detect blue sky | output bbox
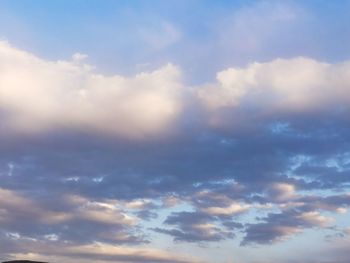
[0,1,350,263]
[1,0,350,81]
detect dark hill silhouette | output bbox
[2,261,48,263]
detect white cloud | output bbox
[0,41,183,138]
[2,41,350,138]
[123,199,152,209]
[201,203,249,216]
[198,57,350,113]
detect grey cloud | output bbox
[153,211,241,242]
[240,191,350,246]
[0,188,147,246]
[241,209,331,246]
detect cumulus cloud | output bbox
[0,41,183,138]
[198,57,350,113]
[2,41,350,139]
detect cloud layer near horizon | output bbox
[1,41,350,262]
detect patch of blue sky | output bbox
[1,0,350,84]
[334,210,350,230]
[268,121,291,134]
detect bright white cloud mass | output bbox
[0,41,183,138]
[2,40,350,138]
[1,1,350,263]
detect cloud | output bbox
[0,188,146,245]
[240,192,350,246]
[198,57,350,113]
[201,203,249,216]
[241,209,333,246]
[2,41,350,139]
[153,211,241,243]
[1,41,350,262]
[1,239,200,263]
[266,183,297,203]
[0,41,183,138]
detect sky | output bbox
[0,0,350,262]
